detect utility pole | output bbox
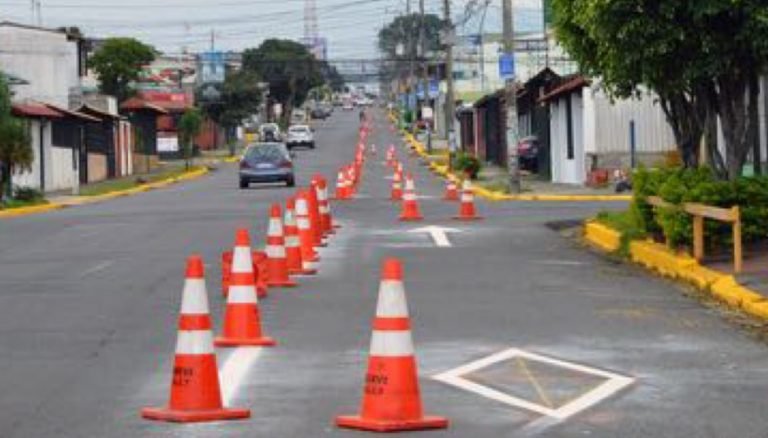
[443,0,455,141]
[419,0,432,153]
[502,0,521,193]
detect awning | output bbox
[11,102,63,119]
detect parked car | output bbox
[259,123,281,142]
[518,136,540,173]
[286,124,315,149]
[239,143,295,188]
[291,109,308,125]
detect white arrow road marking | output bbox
[408,225,463,247]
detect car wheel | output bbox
[286,177,296,187]
[309,142,315,149]
[239,179,248,189]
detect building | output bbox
[540,76,677,184]
[0,22,86,107]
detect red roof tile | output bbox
[11,102,63,118]
[120,97,169,114]
[538,76,590,103]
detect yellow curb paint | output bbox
[588,220,768,322]
[0,203,63,218]
[0,167,209,219]
[584,222,622,253]
[743,300,768,319]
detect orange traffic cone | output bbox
[296,192,320,267]
[265,204,298,287]
[335,169,349,201]
[313,175,334,235]
[453,180,482,221]
[285,197,316,275]
[221,250,267,299]
[215,229,276,347]
[335,258,449,432]
[307,182,325,247]
[399,174,423,221]
[443,180,459,201]
[391,169,403,201]
[142,255,250,423]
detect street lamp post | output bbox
[503,0,521,193]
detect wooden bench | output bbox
[646,196,742,273]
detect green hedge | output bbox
[632,167,768,249]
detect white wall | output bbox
[12,120,44,190]
[11,120,77,193]
[550,91,586,184]
[589,87,676,155]
[0,24,81,107]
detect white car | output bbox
[286,125,315,149]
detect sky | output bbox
[0,0,545,59]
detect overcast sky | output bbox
[1,0,545,58]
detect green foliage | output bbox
[0,73,33,200]
[378,13,444,58]
[178,108,203,169]
[201,69,263,131]
[89,38,156,103]
[12,186,44,202]
[242,40,323,123]
[631,167,768,249]
[595,210,646,256]
[551,0,768,179]
[452,152,481,179]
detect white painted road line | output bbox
[432,348,635,421]
[80,260,114,278]
[409,225,462,248]
[219,347,263,406]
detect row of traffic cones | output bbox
[143,173,342,423]
[387,149,482,221]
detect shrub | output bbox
[452,152,481,179]
[631,167,768,250]
[13,186,44,202]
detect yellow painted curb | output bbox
[588,220,768,321]
[584,221,622,253]
[711,276,764,308]
[0,203,63,218]
[0,166,209,219]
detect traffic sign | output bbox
[499,54,515,80]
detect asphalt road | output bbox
[1,109,768,437]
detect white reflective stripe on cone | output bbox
[297,218,311,229]
[266,245,286,258]
[176,330,215,355]
[232,246,253,273]
[227,285,258,304]
[180,278,210,314]
[405,180,415,190]
[403,192,415,201]
[285,236,300,247]
[296,199,309,215]
[375,280,409,317]
[369,330,415,357]
[284,212,296,227]
[268,218,283,236]
[302,261,317,270]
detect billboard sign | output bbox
[198,51,225,84]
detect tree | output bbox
[177,108,203,170]
[378,13,443,85]
[200,69,263,140]
[89,38,156,103]
[242,39,322,126]
[0,73,32,201]
[552,0,768,180]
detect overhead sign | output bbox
[198,51,225,84]
[499,54,515,80]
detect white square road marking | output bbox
[432,348,635,421]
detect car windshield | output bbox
[289,126,310,134]
[245,144,287,163]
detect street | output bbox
[2,109,768,438]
